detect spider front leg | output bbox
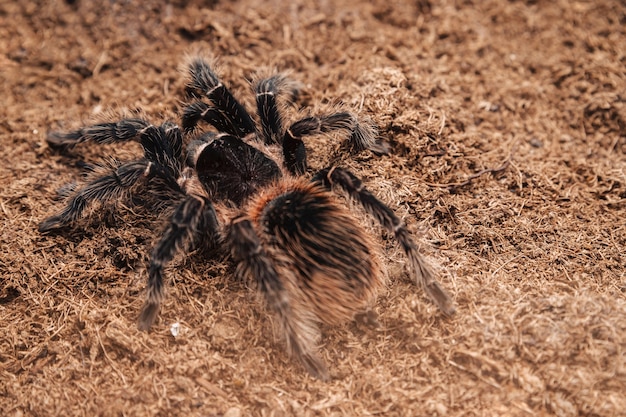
[182,57,256,137]
[314,167,456,316]
[39,124,185,232]
[254,74,301,146]
[227,215,328,380]
[283,112,390,175]
[48,120,184,175]
[46,118,151,147]
[138,193,219,330]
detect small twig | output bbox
[427,143,518,190]
[92,51,108,77]
[95,326,127,385]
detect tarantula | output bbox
[39,56,455,379]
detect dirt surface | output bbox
[1,0,625,416]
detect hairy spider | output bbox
[39,56,455,379]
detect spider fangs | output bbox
[39,56,455,379]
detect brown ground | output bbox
[1,0,625,416]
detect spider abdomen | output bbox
[248,180,384,325]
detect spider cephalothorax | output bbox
[39,56,455,379]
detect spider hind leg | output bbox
[228,214,328,380]
[315,167,456,316]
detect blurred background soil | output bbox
[1,0,624,416]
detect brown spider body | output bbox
[39,56,454,380]
[246,178,384,325]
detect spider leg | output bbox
[47,120,183,174]
[254,74,300,145]
[40,124,185,232]
[182,58,256,137]
[138,195,219,330]
[283,112,390,175]
[228,215,328,380]
[46,118,150,147]
[38,159,176,232]
[182,102,238,135]
[139,124,184,177]
[313,166,456,316]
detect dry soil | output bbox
[1,0,625,416]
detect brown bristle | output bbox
[246,178,384,325]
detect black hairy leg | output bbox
[46,118,151,147]
[283,112,389,176]
[254,74,300,146]
[140,122,184,176]
[39,159,155,232]
[228,214,328,380]
[138,193,219,330]
[40,124,185,232]
[182,57,256,136]
[314,167,456,316]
